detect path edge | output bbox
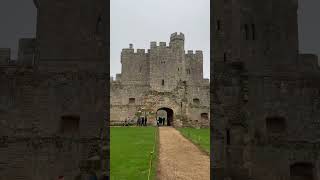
[176,128,210,157]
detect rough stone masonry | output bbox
[0,0,108,179]
[212,0,320,179]
[110,32,210,128]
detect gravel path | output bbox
[157,127,210,180]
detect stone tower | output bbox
[212,0,320,179]
[169,32,185,51]
[149,32,187,92]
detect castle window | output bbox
[266,116,286,134]
[201,113,208,121]
[223,52,227,62]
[187,69,191,74]
[244,24,249,40]
[217,20,221,31]
[193,98,200,105]
[162,79,164,86]
[96,15,103,34]
[226,129,231,145]
[129,98,135,104]
[252,24,256,40]
[178,68,180,71]
[60,115,80,134]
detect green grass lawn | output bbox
[110,127,158,180]
[177,128,210,154]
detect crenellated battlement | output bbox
[150,41,170,49]
[121,47,148,56]
[136,49,145,54]
[187,50,194,54]
[121,48,134,54]
[170,32,185,41]
[150,41,157,48]
[159,42,167,47]
[195,50,203,55]
[185,50,203,60]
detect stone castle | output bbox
[212,0,320,179]
[0,1,108,179]
[111,32,210,127]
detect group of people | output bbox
[137,117,148,126]
[157,117,166,126]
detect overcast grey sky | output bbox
[0,0,319,77]
[111,0,210,79]
[0,1,37,59]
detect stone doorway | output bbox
[290,162,315,180]
[156,107,174,126]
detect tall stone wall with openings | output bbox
[212,0,320,179]
[0,0,109,179]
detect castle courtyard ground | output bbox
[110,126,210,180]
[157,127,210,180]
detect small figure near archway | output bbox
[156,107,174,126]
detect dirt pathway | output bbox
[157,127,210,180]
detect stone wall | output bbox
[212,0,320,179]
[0,0,109,179]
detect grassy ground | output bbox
[177,128,210,154]
[110,127,158,180]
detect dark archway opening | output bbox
[156,107,174,126]
[290,162,315,180]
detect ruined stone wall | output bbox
[110,79,210,127]
[110,82,150,122]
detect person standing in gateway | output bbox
[145,117,148,126]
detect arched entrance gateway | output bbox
[156,107,174,126]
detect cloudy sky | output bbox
[0,0,319,78]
